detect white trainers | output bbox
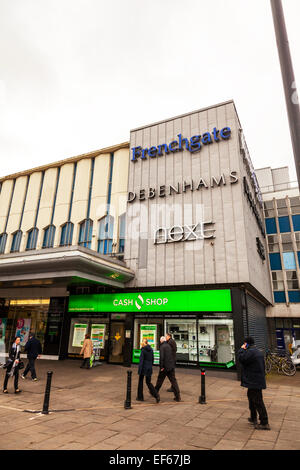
[32,378,38,381]
[21,374,26,380]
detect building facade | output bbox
[255,166,300,352]
[0,101,273,372]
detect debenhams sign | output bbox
[128,171,238,203]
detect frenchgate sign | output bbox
[131,127,232,161]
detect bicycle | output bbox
[265,350,296,376]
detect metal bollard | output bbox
[42,371,53,414]
[199,368,206,404]
[124,370,132,410]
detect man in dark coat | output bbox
[137,339,160,403]
[238,336,270,430]
[166,332,177,393]
[155,336,181,402]
[21,333,42,381]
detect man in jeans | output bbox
[155,336,181,402]
[21,333,42,382]
[238,336,270,430]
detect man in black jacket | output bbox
[238,336,270,430]
[155,336,181,402]
[21,333,42,381]
[166,332,177,393]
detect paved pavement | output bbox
[0,360,300,450]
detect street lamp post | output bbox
[270,0,300,188]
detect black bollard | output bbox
[124,370,132,410]
[42,371,53,414]
[199,368,206,404]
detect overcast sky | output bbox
[0,0,299,181]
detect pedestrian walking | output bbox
[80,334,93,369]
[136,338,160,403]
[21,333,42,381]
[155,336,181,402]
[3,336,22,394]
[238,336,270,430]
[165,332,177,393]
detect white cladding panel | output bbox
[125,102,272,303]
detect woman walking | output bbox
[80,334,93,369]
[3,336,22,394]
[137,339,160,403]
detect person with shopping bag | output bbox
[80,334,94,369]
[3,336,23,394]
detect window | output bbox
[264,200,275,218]
[290,197,300,215]
[292,215,300,232]
[78,219,93,249]
[278,216,291,233]
[269,253,282,270]
[286,271,298,290]
[60,222,74,247]
[276,199,288,216]
[0,232,7,254]
[26,228,38,251]
[281,233,293,252]
[283,252,296,270]
[288,291,300,303]
[42,225,56,249]
[97,215,114,254]
[118,213,126,253]
[11,230,22,253]
[265,218,277,234]
[272,271,284,291]
[267,235,279,253]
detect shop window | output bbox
[26,228,38,251]
[290,197,300,215]
[272,271,284,291]
[198,319,235,364]
[283,252,296,270]
[78,218,93,249]
[0,232,8,254]
[264,201,275,218]
[269,252,282,270]
[68,315,109,360]
[42,225,56,249]
[298,252,300,267]
[265,218,277,234]
[274,291,286,303]
[165,319,198,363]
[288,291,300,303]
[278,216,291,233]
[267,234,279,253]
[118,213,126,253]
[276,199,288,216]
[4,299,50,353]
[281,233,293,252]
[60,222,73,246]
[133,318,164,353]
[10,230,22,253]
[292,215,300,232]
[286,271,298,290]
[97,215,114,254]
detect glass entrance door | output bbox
[109,322,125,363]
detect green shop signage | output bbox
[68,289,231,313]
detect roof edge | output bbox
[0,141,129,182]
